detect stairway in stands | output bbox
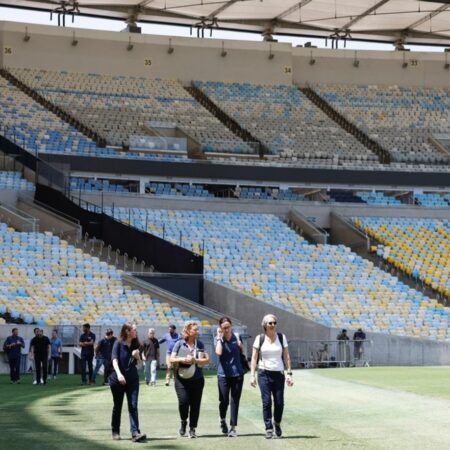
[185,84,269,158]
[0,68,107,148]
[299,86,391,164]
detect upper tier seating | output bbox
[0,171,34,191]
[328,190,365,204]
[193,80,378,164]
[353,217,450,297]
[104,207,450,341]
[313,84,450,165]
[70,177,130,193]
[10,68,253,155]
[0,76,185,161]
[0,223,208,327]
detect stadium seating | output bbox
[414,193,449,208]
[355,191,403,206]
[328,190,365,203]
[70,177,130,193]
[0,76,186,161]
[10,68,254,155]
[353,217,450,297]
[0,171,34,191]
[0,222,208,327]
[193,80,378,164]
[104,207,450,341]
[313,84,450,165]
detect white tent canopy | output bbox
[3,0,450,46]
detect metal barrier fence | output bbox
[289,339,372,368]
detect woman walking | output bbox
[109,322,146,442]
[215,316,244,437]
[170,320,210,438]
[250,314,293,439]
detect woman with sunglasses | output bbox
[215,316,245,437]
[250,314,293,439]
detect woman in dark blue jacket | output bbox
[215,316,245,437]
[109,322,146,442]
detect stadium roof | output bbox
[3,0,450,47]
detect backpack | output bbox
[256,332,285,368]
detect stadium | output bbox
[0,0,449,448]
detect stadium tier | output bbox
[0,75,186,161]
[313,84,450,165]
[104,207,450,341]
[355,191,403,206]
[9,68,253,155]
[0,171,34,191]
[193,80,378,164]
[414,193,450,207]
[70,177,131,193]
[353,217,450,297]
[0,223,209,327]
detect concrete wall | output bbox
[204,280,450,366]
[0,21,292,85]
[79,192,450,229]
[2,21,450,88]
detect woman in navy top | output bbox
[215,316,244,437]
[170,320,210,439]
[109,322,146,442]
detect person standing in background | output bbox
[159,324,179,386]
[3,327,25,384]
[353,328,366,361]
[79,323,96,385]
[93,329,117,385]
[48,329,62,379]
[215,317,244,437]
[28,328,40,384]
[141,328,160,386]
[30,329,51,385]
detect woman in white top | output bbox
[250,314,293,439]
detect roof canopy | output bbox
[3,0,450,46]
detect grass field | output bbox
[1,367,450,450]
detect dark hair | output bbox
[12,327,18,333]
[119,322,140,351]
[83,323,90,329]
[219,316,232,326]
[52,329,58,334]
[33,327,39,333]
[169,324,176,330]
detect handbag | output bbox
[235,333,250,374]
[177,341,197,380]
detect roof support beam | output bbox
[275,0,314,21]
[338,0,391,31]
[207,0,240,20]
[404,3,450,31]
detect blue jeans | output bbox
[144,360,157,384]
[257,369,285,430]
[110,379,140,436]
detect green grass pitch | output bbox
[1,367,450,449]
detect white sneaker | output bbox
[33,380,37,385]
[228,429,237,438]
[40,379,44,384]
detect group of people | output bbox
[3,327,62,385]
[108,314,293,442]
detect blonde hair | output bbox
[261,314,277,329]
[182,320,198,339]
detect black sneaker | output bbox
[132,432,146,442]
[220,419,229,435]
[189,428,197,439]
[265,429,273,439]
[179,421,187,437]
[274,423,282,438]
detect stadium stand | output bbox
[353,217,450,298]
[70,177,131,193]
[414,193,450,207]
[9,68,254,155]
[0,75,187,161]
[192,80,379,164]
[313,84,450,165]
[0,222,208,327]
[0,171,34,191]
[355,191,403,206]
[104,207,450,341]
